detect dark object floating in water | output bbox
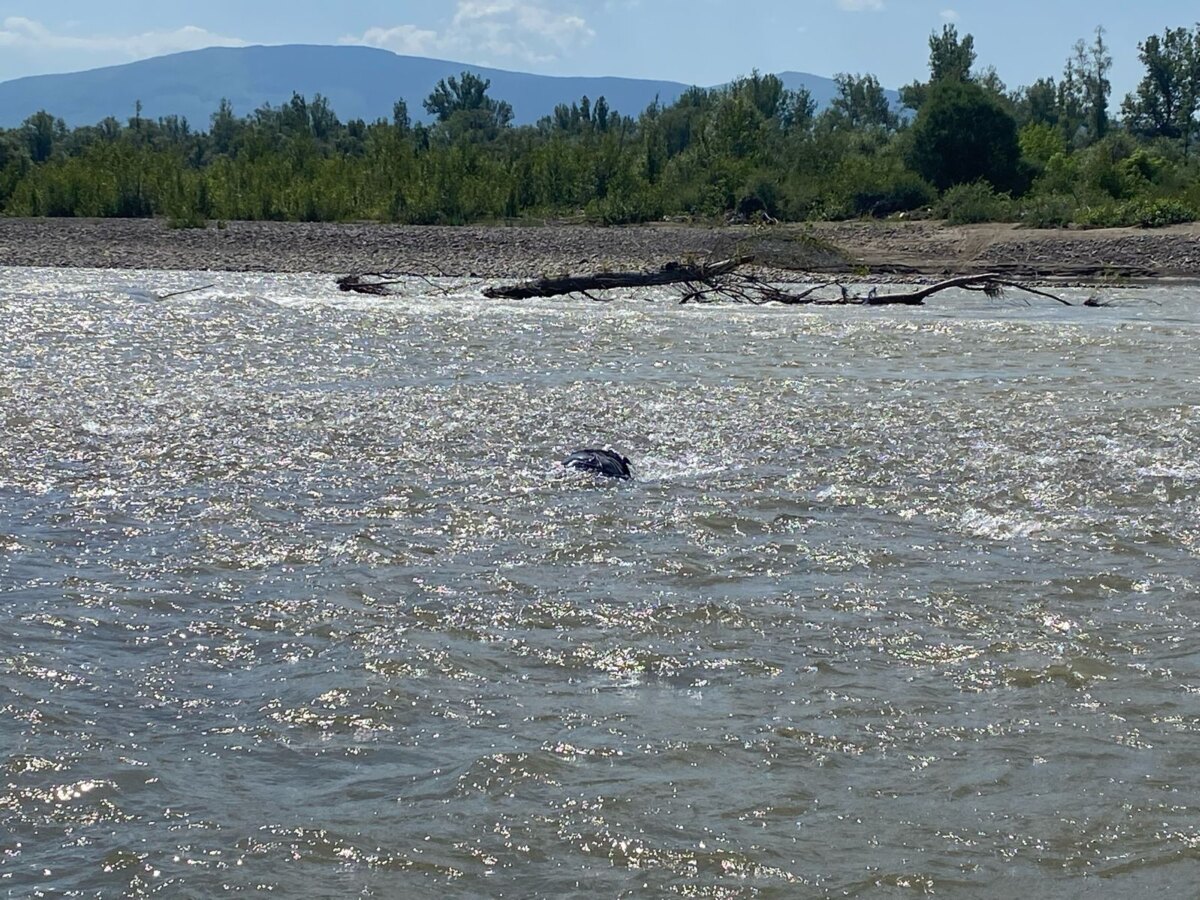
[563,448,632,480]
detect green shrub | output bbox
[850,172,935,218]
[1116,149,1166,189]
[736,173,782,218]
[1019,123,1067,170]
[817,156,935,220]
[1074,197,1197,229]
[1073,202,1124,228]
[1018,194,1076,228]
[1126,198,1196,228]
[1183,180,1200,213]
[585,190,662,225]
[937,181,1012,224]
[1034,152,1079,197]
[166,211,208,229]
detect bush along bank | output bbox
[1,25,1199,229]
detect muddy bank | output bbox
[0,217,1198,280]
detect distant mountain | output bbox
[0,44,898,130]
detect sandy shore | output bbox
[1,217,1198,280]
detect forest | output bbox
[0,24,1198,229]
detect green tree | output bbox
[308,94,340,141]
[1013,78,1060,127]
[929,24,976,83]
[1083,27,1113,140]
[706,92,766,159]
[827,74,898,131]
[0,131,19,164]
[783,88,817,132]
[424,71,514,128]
[392,99,411,132]
[908,80,1021,191]
[1062,27,1112,144]
[210,99,239,156]
[901,24,977,110]
[22,111,63,163]
[593,97,611,131]
[543,95,610,134]
[1122,26,1200,155]
[732,70,788,120]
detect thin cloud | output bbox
[836,0,885,10]
[348,25,441,57]
[342,1,594,65]
[940,9,961,21]
[0,16,247,57]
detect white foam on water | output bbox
[1137,461,1200,481]
[79,420,154,438]
[632,452,733,483]
[959,508,1046,540]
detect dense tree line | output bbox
[1,25,1199,228]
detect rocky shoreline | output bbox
[811,220,1200,281]
[1,217,1198,281]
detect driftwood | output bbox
[134,283,214,301]
[337,256,1096,308]
[854,273,1071,307]
[337,270,479,297]
[338,273,408,296]
[158,283,215,300]
[481,257,751,300]
[480,259,1077,307]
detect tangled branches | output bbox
[480,259,1076,307]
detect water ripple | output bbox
[2,267,1199,896]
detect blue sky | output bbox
[0,0,1192,100]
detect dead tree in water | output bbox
[337,270,477,296]
[480,259,1076,307]
[337,257,1082,306]
[337,273,398,296]
[480,257,752,300]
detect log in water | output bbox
[2,268,1199,896]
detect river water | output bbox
[2,268,1199,898]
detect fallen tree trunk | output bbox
[860,273,1072,306]
[482,257,752,300]
[480,259,1076,307]
[337,270,472,296]
[339,256,1086,308]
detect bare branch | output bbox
[156,283,215,300]
[338,259,1099,310]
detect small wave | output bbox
[959,509,1045,540]
[177,292,288,311]
[632,452,732,482]
[79,420,154,438]
[125,288,163,303]
[1137,461,1200,481]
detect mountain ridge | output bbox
[0,44,897,129]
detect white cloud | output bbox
[341,1,594,65]
[0,16,247,57]
[836,0,884,10]
[349,24,441,57]
[940,8,960,21]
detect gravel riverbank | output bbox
[1,217,1198,280]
